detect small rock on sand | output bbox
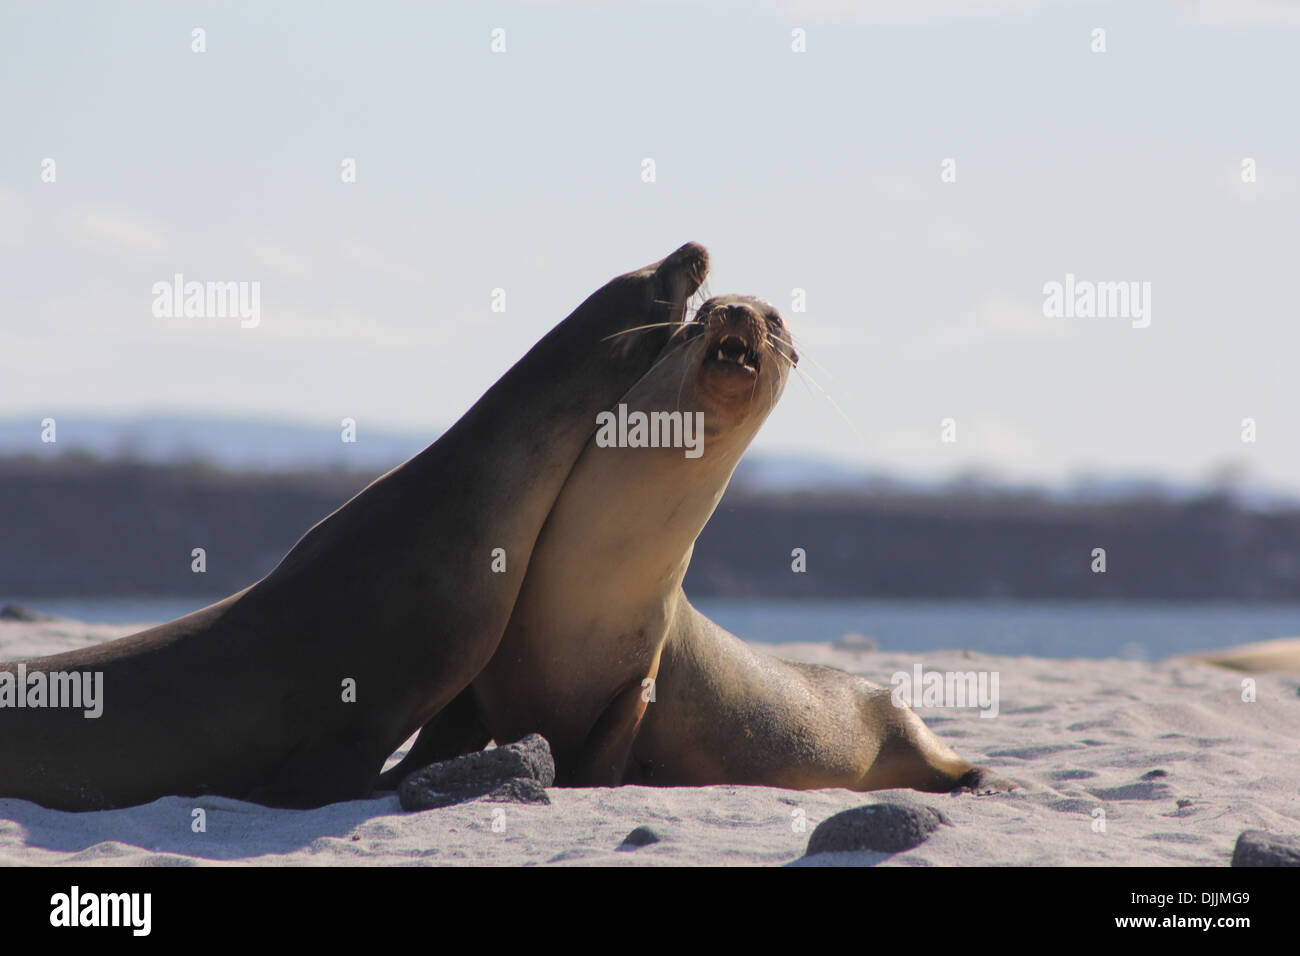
[618,825,664,849]
[399,733,555,811]
[805,803,949,856]
[1231,830,1300,867]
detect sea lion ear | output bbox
[653,242,709,305]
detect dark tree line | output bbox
[2,455,1297,600]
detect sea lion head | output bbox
[586,242,713,372]
[688,293,797,412]
[608,292,796,465]
[455,241,711,464]
[578,289,796,535]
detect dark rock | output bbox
[483,778,550,804]
[1141,769,1168,780]
[618,825,663,849]
[400,774,551,810]
[405,733,554,793]
[547,848,600,863]
[1231,830,1300,867]
[805,803,948,856]
[399,733,555,811]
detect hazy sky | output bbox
[2,0,1297,490]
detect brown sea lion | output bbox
[0,243,709,810]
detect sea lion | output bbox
[1178,638,1300,673]
[469,294,1016,793]
[0,242,709,810]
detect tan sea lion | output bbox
[0,242,710,810]
[1178,638,1300,673]
[467,293,1016,793]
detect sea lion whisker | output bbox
[768,335,852,433]
[768,339,799,368]
[629,335,700,415]
[792,364,864,441]
[785,334,836,384]
[675,342,693,412]
[602,321,688,342]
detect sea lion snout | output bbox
[704,303,764,373]
[656,241,710,287]
[696,296,796,384]
[650,242,710,308]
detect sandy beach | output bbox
[2,617,1297,867]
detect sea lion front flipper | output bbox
[569,662,661,787]
[376,686,491,791]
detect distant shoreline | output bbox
[4,456,1300,603]
[6,596,1298,662]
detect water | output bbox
[6,596,1298,661]
[695,599,1300,661]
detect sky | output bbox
[1,0,1297,491]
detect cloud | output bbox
[936,292,1069,347]
[967,415,1036,467]
[65,208,176,261]
[336,238,428,287]
[777,0,1038,25]
[242,235,429,287]
[1191,0,1300,27]
[0,190,30,247]
[241,236,323,283]
[523,0,1039,23]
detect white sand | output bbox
[2,619,1298,866]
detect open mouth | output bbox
[704,333,760,376]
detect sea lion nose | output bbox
[713,303,759,332]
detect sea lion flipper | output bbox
[951,766,1021,795]
[376,686,491,791]
[568,674,656,787]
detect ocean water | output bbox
[694,599,1300,661]
[6,595,1299,661]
